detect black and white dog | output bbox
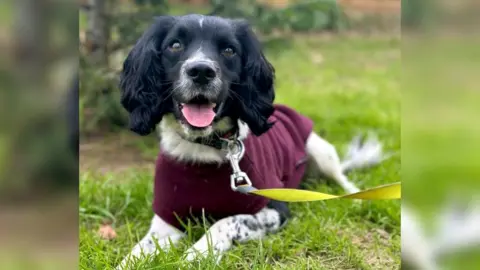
[117,14,388,268]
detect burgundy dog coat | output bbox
[153,104,314,229]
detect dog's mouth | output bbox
[177,96,219,128]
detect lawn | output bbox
[79,34,401,270]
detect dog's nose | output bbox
[186,63,216,85]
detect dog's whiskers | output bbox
[162,83,187,102]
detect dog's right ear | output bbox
[119,16,176,136]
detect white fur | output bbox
[306,133,380,194]
[159,116,249,163]
[306,133,359,193]
[434,202,480,255]
[402,200,480,270]
[185,48,209,64]
[402,203,480,270]
[118,207,283,269]
[401,206,436,270]
[176,48,223,101]
[341,132,393,173]
[183,207,282,262]
[116,215,185,270]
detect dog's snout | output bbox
[186,63,216,85]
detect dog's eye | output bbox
[221,47,235,57]
[168,41,183,52]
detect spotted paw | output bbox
[183,240,222,263]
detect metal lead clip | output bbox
[225,139,252,192]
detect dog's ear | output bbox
[232,20,275,136]
[119,16,176,136]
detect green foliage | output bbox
[111,0,169,48]
[79,55,128,134]
[133,0,167,5]
[402,0,426,29]
[209,0,346,34]
[402,0,438,31]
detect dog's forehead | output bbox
[178,14,235,33]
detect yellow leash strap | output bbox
[225,138,400,202]
[234,182,401,202]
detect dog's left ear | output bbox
[232,20,275,136]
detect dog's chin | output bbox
[168,115,234,141]
[178,120,215,138]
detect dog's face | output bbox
[161,16,242,134]
[119,15,275,139]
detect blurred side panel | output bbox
[402,0,480,269]
[0,0,79,269]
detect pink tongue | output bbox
[181,104,216,127]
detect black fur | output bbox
[225,19,276,136]
[119,16,176,136]
[119,14,275,137]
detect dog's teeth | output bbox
[211,103,216,108]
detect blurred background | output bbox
[0,0,78,269]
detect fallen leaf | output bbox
[98,224,117,240]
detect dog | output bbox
[116,14,389,268]
[402,203,480,270]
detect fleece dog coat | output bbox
[153,104,314,229]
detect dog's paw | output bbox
[346,185,360,194]
[342,185,362,205]
[114,259,131,270]
[115,254,136,270]
[114,243,152,270]
[183,237,223,264]
[183,248,206,262]
[183,248,222,264]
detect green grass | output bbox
[79,35,401,270]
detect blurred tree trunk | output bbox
[13,0,49,86]
[85,0,110,66]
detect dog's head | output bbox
[119,15,275,139]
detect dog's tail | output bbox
[402,203,480,270]
[402,206,437,270]
[432,201,480,258]
[340,132,394,173]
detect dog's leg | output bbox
[116,215,185,270]
[183,201,289,262]
[306,132,388,194]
